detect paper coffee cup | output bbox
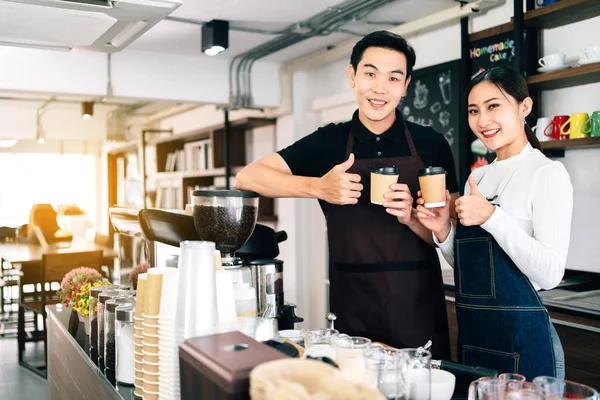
[370,166,399,205]
[418,166,446,208]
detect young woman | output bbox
[416,65,572,379]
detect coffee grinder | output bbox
[191,190,302,330]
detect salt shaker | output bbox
[104,297,136,379]
[98,289,134,371]
[115,304,136,386]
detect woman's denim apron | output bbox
[453,164,565,379]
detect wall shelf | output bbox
[527,63,600,90]
[153,167,244,180]
[148,117,275,146]
[106,140,139,154]
[471,0,600,41]
[541,136,600,150]
[524,0,600,29]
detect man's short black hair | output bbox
[350,31,416,78]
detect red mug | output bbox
[544,115,570,140]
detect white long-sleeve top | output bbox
[435,143,573,291]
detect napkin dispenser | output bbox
[179,330,288,400]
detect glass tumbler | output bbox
[398,348,431,400]
[533,376,599,400]
[364,345,407,399]
[302,328,339,359]
[332,334,371,383]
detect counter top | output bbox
[46,304,136,400]
[442,269,600,319]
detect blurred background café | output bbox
[0,0,599,399]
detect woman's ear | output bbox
[522,97,533,118]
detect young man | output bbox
[235,31,458,358]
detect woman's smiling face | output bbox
[467,80,531,158]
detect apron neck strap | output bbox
[403,122,418,157]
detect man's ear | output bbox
[404,75,412,92]
[348,64,356,88]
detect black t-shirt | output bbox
[278,109,459,194]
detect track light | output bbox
[82,101,94,119]
[202,20,229,56]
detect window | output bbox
[0,153,96,229]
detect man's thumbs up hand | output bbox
[314,153,364,205]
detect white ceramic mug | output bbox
[532,117,552,142]
[538,53,566,68]
[584,45,600,60]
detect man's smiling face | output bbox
[348,46,411,129]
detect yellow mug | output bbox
[561,112,591,139]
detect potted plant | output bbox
[58,267,111,335]
[128,263,150,290]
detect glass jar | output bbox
[191,190,259,264]
[105,297,136,377]
[89,284,129,360]
[115,304,135,386]
[98,289,135,371]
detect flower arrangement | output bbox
[128,263,150,289]
[58,267,111,317]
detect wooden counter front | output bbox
[46,304,135,400]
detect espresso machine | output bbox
[191,189,302,330]
[137,190,302,330]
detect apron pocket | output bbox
[462,344,520,375]
[456,237,495,298]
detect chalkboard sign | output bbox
[469,28,537,78]
[398,59,468,181]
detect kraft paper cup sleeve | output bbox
[145,272,163,317]
[134,273,148,322]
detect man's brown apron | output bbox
[320,123,451,359]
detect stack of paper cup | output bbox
[141,268,163,400]
[172,241,218,398]
[157,267,180,400]
[216,270,239,325]
[133,273,147,398]
[174,241,218,341]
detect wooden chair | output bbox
[18,250,102,377]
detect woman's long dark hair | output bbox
[466,66,541,151]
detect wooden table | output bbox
[0,236,117,265]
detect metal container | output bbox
[89,284,129,363]
[104,297,136,377]
[116,304,136,386]
[248,259,283,316]
[98,289,135,371]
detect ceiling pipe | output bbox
[230,0,390,107]
[273,0,503,115]
[229,0,392,108]
[282,0,503,74]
